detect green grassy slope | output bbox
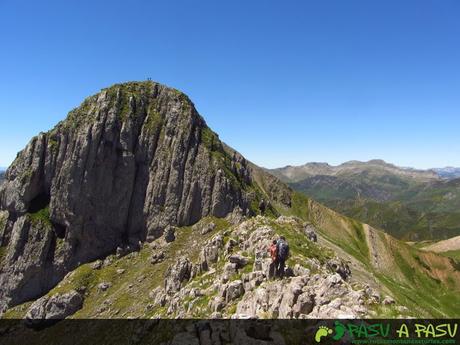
[275,192,460,317]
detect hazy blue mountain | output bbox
[433,167,460,180]
[271,160,460,241]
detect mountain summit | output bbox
[0,81,289,312]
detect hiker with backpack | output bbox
[276,236,289,278]
[268,239,278,278]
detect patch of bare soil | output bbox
[424,235,460,253]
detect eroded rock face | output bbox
[326,258,351,280]
[0,216,61,310]
[0,81,292,313]
[25,290,83,324]
[165,257,193,295]
[199,234,224,272]
[193,221,216,235]
[235,272,367,319]
[164,226,176,243]
[228,254,249,268]
[304,223,318,242]
[225,280,244,304]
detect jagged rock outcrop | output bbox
[199,234,224,272]
[326,258,351,280]
[303,223,317,242]
[25,290,83,324]
[0,81,291,313]
[142,216,394,320]
[164,257,193,295]
[0,215,59,309]
[235,272,368,319]
[163,225,176,243]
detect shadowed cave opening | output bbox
[54,223,66,239]
[28,193,51,214]
[28,192,67,239]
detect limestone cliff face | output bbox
[0,81,289,312]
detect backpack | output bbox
[278,240,289,260]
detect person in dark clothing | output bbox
[268,239,278,278]
[276,236,289,278]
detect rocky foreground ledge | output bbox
[4,215,406,321]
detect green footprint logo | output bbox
[314,326,333,343]
[332,321,346,341]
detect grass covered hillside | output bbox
[320,178,460,241]
[278,194,460,317]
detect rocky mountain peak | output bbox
[0,81,288,313]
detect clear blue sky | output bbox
[0,0,459,169]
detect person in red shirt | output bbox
[268,239,278,278]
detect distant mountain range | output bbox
[271,160,459,182]
[270,160,460,241]
[433,167,460,180]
